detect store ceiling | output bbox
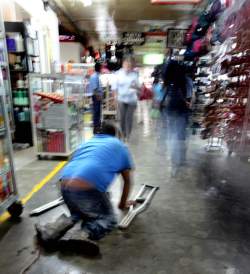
[53,0,207,45]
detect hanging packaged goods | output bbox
[151,0,201,4]
[191,0,250,159]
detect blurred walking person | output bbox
[151,77,166,154]
[112,57,140,141]
[161,59,192,175]
[137,82,153,125]
[89,62,103,134]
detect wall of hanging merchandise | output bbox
[4,21,41,146]
[29,73,88,158]
[192,57,212,134]
[189,0,250,159]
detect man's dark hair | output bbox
[95,62,102,72]
[100,121,117,136]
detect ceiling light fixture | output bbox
[82,0,92,7]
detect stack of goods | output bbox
[34,91,80,154]
[0,141,13,201]
[199,0,250,156]
[192,60,212,132]
[37,130,65,153]
[41,104,65,129]
[34,91,64,103]
[184,0,231,61]
[103,90,116,113]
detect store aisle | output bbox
[1,124,250,274]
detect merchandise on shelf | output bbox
[30,73,89,157]
[0,18,20,216]
[37,129,65,153]
[34,91,64,103]
[192,0,250,158]
[4,21,41,145]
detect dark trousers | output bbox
[166,111,189,167]
[92,96,101,132]
[118,102,137,138]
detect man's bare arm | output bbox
[119,169,133,210]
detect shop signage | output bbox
[59,35,76,42]
[167,29,187,48]
[122,32,146,45]
[151,0,201,4]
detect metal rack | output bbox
[29,73,85,158]
[102,86,117,120]
[0,63,22,217]
[0,10,14,134]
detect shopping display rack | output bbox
[0,63,23,218]
[30,184,159,229]
[102,86,118,121]
[205,136,224,152]
[29,73,86,159]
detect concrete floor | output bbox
[1,124,250,274]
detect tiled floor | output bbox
[1,123,250,274]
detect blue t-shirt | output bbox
[89,72,103,95]
[60,135,133,192]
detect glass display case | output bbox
[0,10,14,134]
[29,73,85,158]
[0,62,22,217]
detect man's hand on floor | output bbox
[118,200,137,210]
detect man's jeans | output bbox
[166,111,189,167]
[61,188,117,240]
[92,96,101,131]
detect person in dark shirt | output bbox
[89,62,103,133]
[161,59,192,175]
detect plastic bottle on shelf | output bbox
[16,90,21,105]
[6,36,16,52]
[24,107,30,121]
[14,107,19,121]
[13,90,17,105]
[18,110,25,122]
[21,90,28,105]
[15,34,24,52]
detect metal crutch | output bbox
[118,184,159,229]
[29,197,64,217]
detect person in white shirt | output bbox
[112,57,140,141]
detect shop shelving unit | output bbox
[4,21,41,146]
[0,63,22,217]
[102,86,117,120]
[29,73,85,158]
[100,73,117,121]
[0,11,14,135]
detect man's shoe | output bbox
[58,225,100,257]
[35,214,74,245]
